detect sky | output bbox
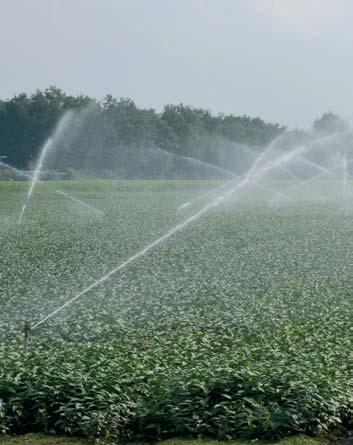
[1,0,353,129]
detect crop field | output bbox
[1,180,353,442]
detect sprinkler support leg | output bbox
[23,322,31,354]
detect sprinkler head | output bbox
[24,322,31,335]
[23,322,31,354]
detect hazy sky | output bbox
[1,0,353,129]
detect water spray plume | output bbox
[177,155,311,212]
[30,129,353,329]
[177,179,237,211]
[177,201,191,211]
[0,161,33,180]
[152,146,235,179]
[32,194,227,329]
[18,111,74,226]
[175,136,286,212]
[32,145,275,329]
[175,136,300,212]
[253,146,307,180]
[56,190,105,216]
[18,138,52,225]
[18,205,26,226]
[297,156,337,178]
[178,173,298,211]
[342,155,349,199]
[270,157,353,203]
[157,139,295,212]
[263,163,327,202]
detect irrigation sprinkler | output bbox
[29,143,353,331]
[0,155,7,180]
[31,148,303,330]
[23,322,31,354]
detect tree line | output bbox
[0,87,285,174]
[0,87,346,178]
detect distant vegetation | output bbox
[0,87,348,179]
[0,87,285,173]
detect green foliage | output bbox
[313,113,348,135]
[0,88,285,174]
[0,87,92,169]
[1,181,353,441]
[0,434,326,445]
[63,169,77,180]
[0,432,92,443]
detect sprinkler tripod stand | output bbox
[23,322,31,353]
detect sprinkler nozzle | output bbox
[23,322,31,353]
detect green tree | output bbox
[313,112,348,135]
